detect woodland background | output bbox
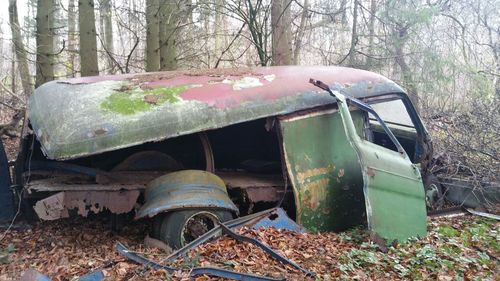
[0,1,498,279]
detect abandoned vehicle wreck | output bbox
[3,66,434,247]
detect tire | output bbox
[150,213,165,239]
[154,209,233,249]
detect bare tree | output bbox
[36,0,55,87]
[146,0,160,71]
[67,0,78,77]
[293,0,309,65]
[225,0,272,66]
[79,0,99,76]
[348,0,358,67]
[159,0,179,70]
[271,0,293,65]
[99,0,114,73]
[366,0,377,69]
[8,0,32,97]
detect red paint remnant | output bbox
[367,167,375,178]
[56,66,392,109]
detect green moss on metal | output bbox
[100,85,188,115]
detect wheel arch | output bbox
[135,170,238,219]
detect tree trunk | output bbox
[340,0,348,25]
[0,23,4,72]
[67,0,77,77]
[348,0,358,67]
[214,0,223,66]
[26,1,36,51]
[366,0,376,69]
[146,0,160,72]
[293,0,309,65]
[8,0,32,96]
[394,28,419,111]
[79,0,99,76]
[271,0,293,66]
[10,45,16,94]
[99,0,114,73]
[159,0,178,70]
[36,0,55,88]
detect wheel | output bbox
[424,174,445,210]
[150,213,165,239]
[154,209,233,249]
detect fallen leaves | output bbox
[0,214,497,281]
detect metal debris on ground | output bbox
[116,208,311,280]
[465,208,500,220]
[164,208,303,263]
[116,243,284,281]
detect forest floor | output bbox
[0,213,497,281]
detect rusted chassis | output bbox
[13,66,432,243]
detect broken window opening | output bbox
[366,98,418,162]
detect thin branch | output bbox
[215,22,247,68]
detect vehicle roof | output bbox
[29,66,405,160]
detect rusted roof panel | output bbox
[29,66,405,160]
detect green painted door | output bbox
[331,93,427,243]
[280,90,427,242]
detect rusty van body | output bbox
[5,66,432,246]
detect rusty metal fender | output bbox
[135,170,238,219]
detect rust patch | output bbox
[367,167,375,178]
[114,84,134,92]
[128,68,263,85]
[94,128,108,135]
[301,178,329,210]
[296,165,336,184]
[143,94,159,104]
[34,191,139,220]
[245,187,281,203]
[184,68,262,77]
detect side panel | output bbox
[279,110,366,232]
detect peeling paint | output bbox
[222,76,264,90]
[34,191,139,220]
[296,165,336,184]
[263,74,276,82]
[301,178,329,210]
[338,169,345,178]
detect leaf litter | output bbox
[0,214,497,281]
